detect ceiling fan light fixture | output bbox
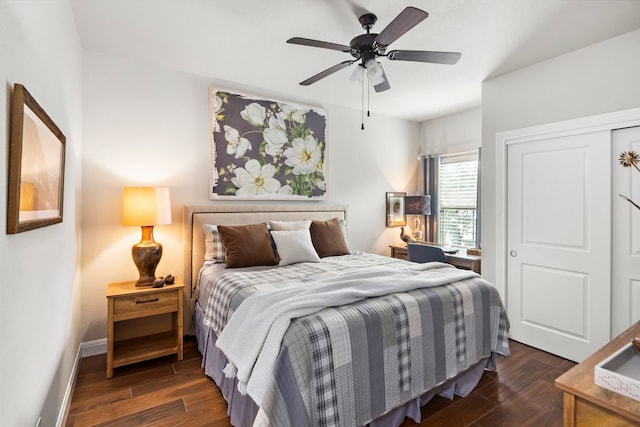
[369,73,386,86]
[349,64,364,84]
[366,59,385,85]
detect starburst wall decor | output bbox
[208,87,327,200]
[619,150,640,210]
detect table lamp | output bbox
[404,195,431,241]
[122,187,172,286]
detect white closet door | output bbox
[612,126,640,336]
[507,130,611,362]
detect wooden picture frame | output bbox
[386,192,406,227]
[7,83,66,234]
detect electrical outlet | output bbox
[35,416,42,427]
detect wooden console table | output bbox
[555,321,640,426]
[389,244,481,274]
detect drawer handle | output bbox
[136,298,159,304]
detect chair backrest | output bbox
[407,243,447,263]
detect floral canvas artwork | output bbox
[209,87,327,199]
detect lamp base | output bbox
[132,226,163,287]
[411,216,423,241]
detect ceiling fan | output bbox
[287,6,461,92]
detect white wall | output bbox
[0,1,83,426]
[420,107,481,155]
[481,29,640,287]
[80,50,421,342]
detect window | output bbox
[438,151,479,248]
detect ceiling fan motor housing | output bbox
[349,33,381,59]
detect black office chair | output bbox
[407,243,446,263]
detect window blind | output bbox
[438,151,478,248]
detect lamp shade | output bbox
[404,195,431,215]
[122,187,172,226]
[349,64,364,84]
[365,59,385,85]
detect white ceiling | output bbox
[70,0,640,122]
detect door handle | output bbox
[509,250,518,257]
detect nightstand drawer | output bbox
[390,245,409,260]
[113,290,178,321]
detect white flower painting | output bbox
[231,159,281,195]
[284,135,322,176]
[209,87,327,199]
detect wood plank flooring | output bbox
[65,337,575,426]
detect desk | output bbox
[389,244,481,274]
[555,321,640,426]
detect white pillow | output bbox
[270,229,320,266]
[268,220,311,231]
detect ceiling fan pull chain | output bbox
[367,82,371,117]
[361,76,365,130]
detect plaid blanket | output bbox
[204,253,412,336]
[202,253,510,426]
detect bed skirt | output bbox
[193,303,496,427]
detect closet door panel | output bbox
[507,130,611,362]
[612,126,640,336]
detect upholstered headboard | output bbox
[182,203,348,300]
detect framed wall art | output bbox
[208,87,327,200]
[386,192,406,227]
[7,83,66,234]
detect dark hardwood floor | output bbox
[65,337,575,426]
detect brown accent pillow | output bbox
[310,217,350,258]
[217,223,278,268]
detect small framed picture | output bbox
[386,192,406,227]
[7,83,66,234]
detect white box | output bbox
[594,342,640,401]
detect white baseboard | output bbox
[81,338,107,357]
[55,339,107,426]
[55,345,81,427]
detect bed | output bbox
[183,204,510,427]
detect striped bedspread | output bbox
[202,253,510,426]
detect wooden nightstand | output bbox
[390,244,409,261]
[106,278,184,378]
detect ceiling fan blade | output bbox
[300,60,355,86]
[374,7,428,47]
[388,50,461,65]
[287,37,351,52]
[374,71,390,92]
